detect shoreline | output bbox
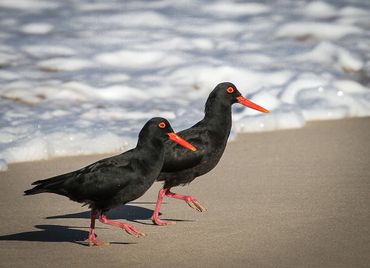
[1,117,369,267]
[3,116,369,170]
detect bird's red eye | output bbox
[226,87,234,93]
[158,122,166,129]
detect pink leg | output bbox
[151,188,176,226]
[87,210,107,247]
[99,214,145,238]
[166,189,207,212]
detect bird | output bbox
[24,117,196,246]
[151,82,269,225]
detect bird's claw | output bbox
[86,238,110,247]
[185,198,207,212]
[151,216,176,226]
[121,223,146,238]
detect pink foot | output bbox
[99,215,146,238]
[151,188,176,226]
[87,210,109,247]
[120,222,146,237]
[183,196,207,212]
[151,215,176,226]
[165,190,207,212]
[87,235,109,247]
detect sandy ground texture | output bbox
[1,118,369,268]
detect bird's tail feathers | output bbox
[24,174,68,196]
[31,173,67,185]
[24,186,48,195]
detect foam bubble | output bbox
[38,58,93,71]
[302,1,337,18]
[95,50,182,68]
[206,2,270,16]
[276,22,361,40]
[20,23,54,34]
[0,0,58,10]
[293,42,363,72]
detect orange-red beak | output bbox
[167,133,197,151]
[236,96,269,113]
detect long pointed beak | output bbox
[236,96,269,113]
[167,133,197,151]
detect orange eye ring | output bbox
[158,122,166,129]
[226,87,234,93]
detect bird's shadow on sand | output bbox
[0,204,193,246]
[47,204,155,223]
[46,203,193,225]
[0,224,131,246]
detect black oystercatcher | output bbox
[151,82,269,225]
[24,117,196,246]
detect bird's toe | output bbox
[193,200,207,212]
[86,238,110,247]
[122,223,146,238]
[151,217,176,226]
[186,198,207,212]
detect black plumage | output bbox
[151,82,269,225]
[25,117,196,246]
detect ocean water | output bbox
[1,0,370,171]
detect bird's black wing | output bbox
[26,151,136,202]
[63,152,137,201]
[161,126,209,172]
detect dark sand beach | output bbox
[1,118,369,267]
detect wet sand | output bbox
[1,117,369,267]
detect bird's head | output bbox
[210,82,269,113]
[140,117,196,151]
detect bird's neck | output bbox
[134,138,166,174]
[136,138,164,156]
[203,99,232,138]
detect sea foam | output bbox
[0,0,370,170]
